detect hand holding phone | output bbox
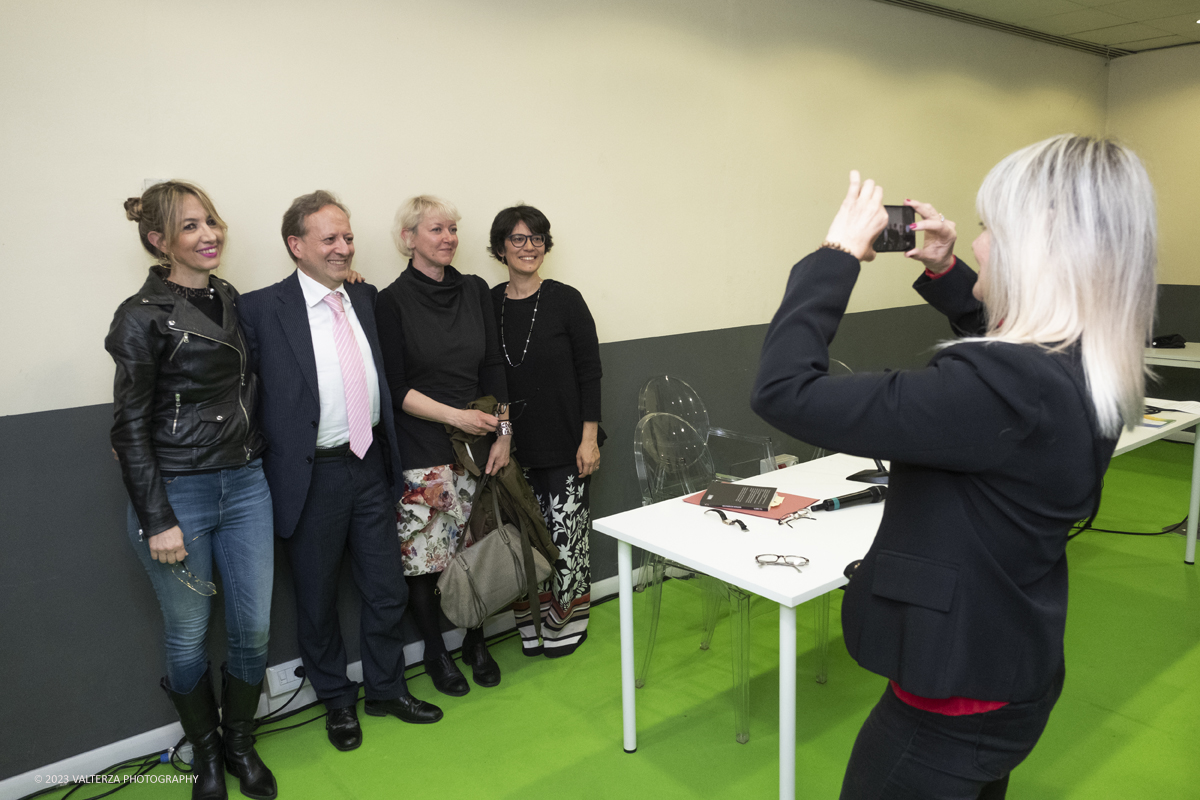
[903,199,957,273]
[873,205,916,252]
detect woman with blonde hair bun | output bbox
[108,181,275,800]
[752,135,1156,798]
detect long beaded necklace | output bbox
[500,282,542,368]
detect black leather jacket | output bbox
[106,267,266,536]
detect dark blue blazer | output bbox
[239,271,405,539]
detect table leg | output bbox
[1186,433,1200,565]
[618,540,637,752]
[779,604,796,800]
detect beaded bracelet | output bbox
[820,240,854,256]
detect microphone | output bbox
[847,457,889,485]
[813,485,887,512]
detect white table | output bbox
[1115,398,1200,563]
[596,416,1200,798]
[594,453,885,800]
[1145,343,1200,370]
[1144,346,1200,444]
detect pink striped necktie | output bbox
[322,292,373,459]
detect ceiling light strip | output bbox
[869,0,1133,59]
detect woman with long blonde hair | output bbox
[108,181,275,800]
[753,135,1156,798]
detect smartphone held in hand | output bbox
[873,205,915,252]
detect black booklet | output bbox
[698,481,776,511]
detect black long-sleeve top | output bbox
[375,263,508,471]
[491,279,602,469]
[751,249,1114,702]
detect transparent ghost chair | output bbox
[635,379,833,736]
[632,411,755,743]
[638,375,777,481]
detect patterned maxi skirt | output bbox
[513,465,591,657]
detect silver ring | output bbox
[939,214,945,221]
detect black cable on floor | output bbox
[16,749,171,800]
[255,627,526,737]
[19,624,543,799]
[1069,516,1188,541]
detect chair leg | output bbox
[635,554,666,689]
[729,587,752,744]
[814,593,830,685]
[698,575,725,651]
[633,548,653,593]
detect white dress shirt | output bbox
[295,268,382,448]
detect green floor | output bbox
[35,440,1200,799]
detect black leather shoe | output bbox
[364,695,444,724]
[325,706,362,752]
[425,652,469,697]
[461,640,501,687]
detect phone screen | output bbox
[873,205,916,253]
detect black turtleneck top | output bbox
[375,262,508,470]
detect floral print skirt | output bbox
[396,463,478,577]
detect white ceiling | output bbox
[874,0,1200,55]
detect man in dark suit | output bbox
[240,190,441,752]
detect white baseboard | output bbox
[0,571,639,800]
[0,723,184,800]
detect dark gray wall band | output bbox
[2,284,1196,779]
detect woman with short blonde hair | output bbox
[375,195,511,697]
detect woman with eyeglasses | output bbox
[374,195,511,698]
[107,181,276,800]
[752,135,1157,798]
[488,205,603,658]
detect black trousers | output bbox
[284,441,409,710]
[840,665,1065,800]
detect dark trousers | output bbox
[840,665,1065,800]
[284,441,409,710]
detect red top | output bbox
[890,680,1008,716]
[924,257,958,280]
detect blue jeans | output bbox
[127,459,274,694]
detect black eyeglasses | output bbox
[756,554,810,572]
[507,234,546,248]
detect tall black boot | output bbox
[162,668,227,800]
[220,665,278,800]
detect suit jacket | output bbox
[239,271,405,539]
[751,250,1114,702]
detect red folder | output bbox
[683,489,817,519]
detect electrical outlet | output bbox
[265,658,306,698]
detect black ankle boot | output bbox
[162,668,227,800]
[220,665,278,800]
[461,630,501,688]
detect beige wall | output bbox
[1108,45,1200,288]
[0,0,1110,416]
